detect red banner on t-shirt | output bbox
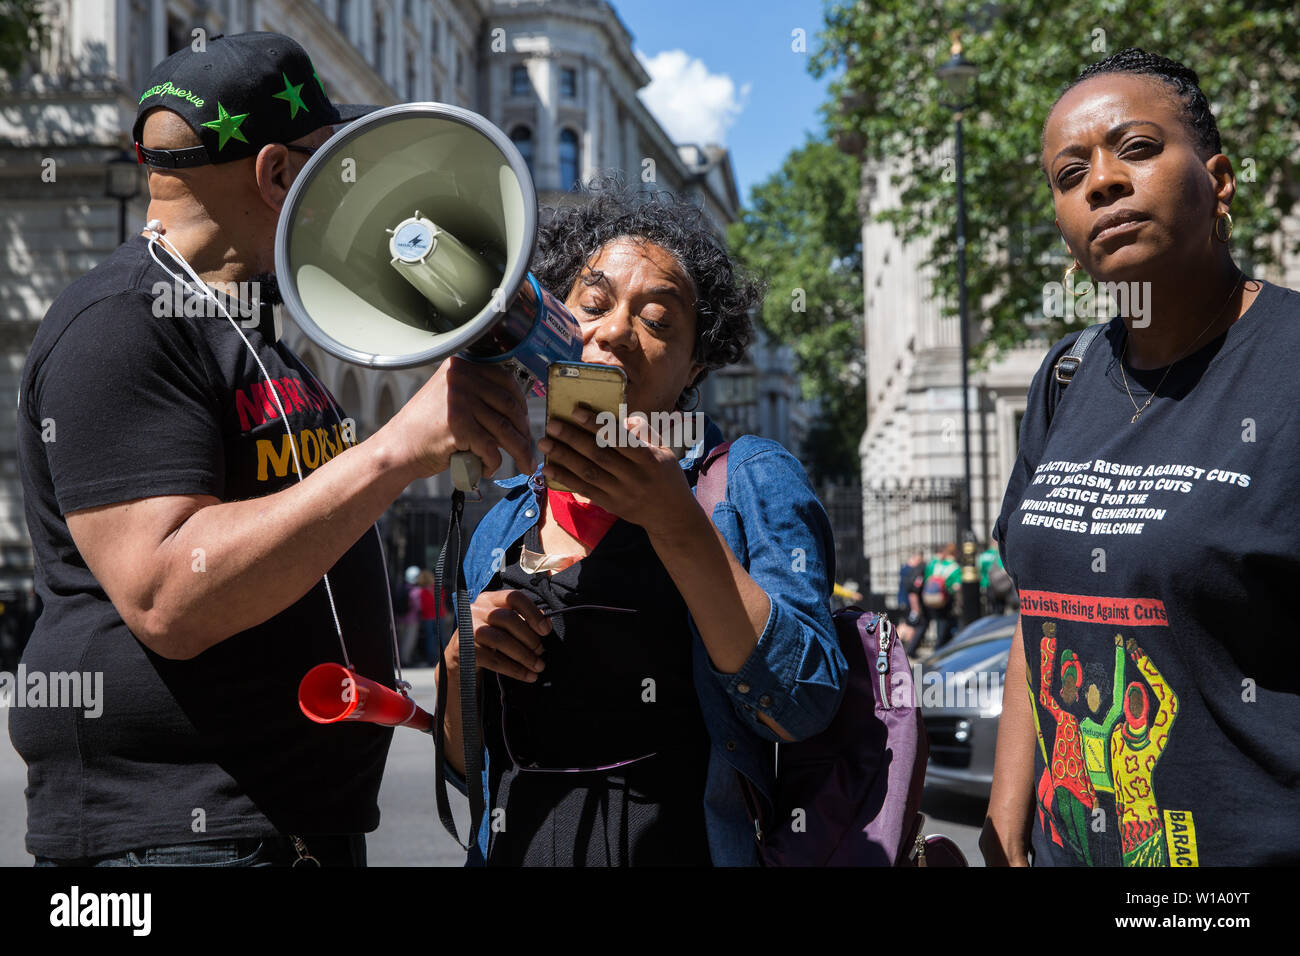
[1018,590,1168,626]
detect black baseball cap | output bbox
[133,32,376,168]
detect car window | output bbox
[925,637,1012,674]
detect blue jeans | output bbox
[34,834,366,867]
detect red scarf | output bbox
[546,490,618,550]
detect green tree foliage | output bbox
[0,0,47,76]
[811,0,1300,360]
[727,137,865,482]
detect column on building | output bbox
[533,56,557,191]
[583,60,600,183]
[601,76,618,178]
[621,108,638,186]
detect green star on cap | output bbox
[201,102,249,150]
[273,72,309,119]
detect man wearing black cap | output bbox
[13,33,532,866]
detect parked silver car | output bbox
[920,614,1016,799]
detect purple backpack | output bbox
[696,442,931,866]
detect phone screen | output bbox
[545,362,627,492]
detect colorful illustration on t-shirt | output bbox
[1025,593,1196,867]
[1038,624,1097,865]
[1028,672,1064,850]
[1079,637,1127,795]
[1110,637,1179,867]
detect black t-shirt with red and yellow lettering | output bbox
[997,279,1300,867]
[13,235,394,860]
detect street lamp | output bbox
[937,35,980,627]
[104,150,141,245]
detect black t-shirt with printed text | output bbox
[13,236,394,859]
[996,279,1300,867]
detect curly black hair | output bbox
[1044,48,1223,167]
[531,179,763,406]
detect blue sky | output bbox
[609,0,839,206]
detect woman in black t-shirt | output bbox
[981,49,1300,867]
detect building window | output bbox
[511,64,530,96]
[559,128,579,190]
[373,8,386,74]
[128,0,153,92]
[560,67,577,99]
[511,126,534,176]
[430,17,440,56]
[165,13,187,53]
[455,46,464,87]
[406,50,417,100]
[336,0,351,34]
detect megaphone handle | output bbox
[449,451,482,493]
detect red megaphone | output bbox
[298,663,433,733]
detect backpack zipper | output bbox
[876,613,893,708]
[738,774,765,846]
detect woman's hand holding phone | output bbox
[538,408,697,535]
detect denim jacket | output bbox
[444,417,846,865]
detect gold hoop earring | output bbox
[1064,260,1090,295]
[1214,212,1233,243]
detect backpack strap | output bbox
[1052,322,1108,388]
[1046,320,1109,425]
[694,440,733,518]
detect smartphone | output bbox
[545,361,627,492]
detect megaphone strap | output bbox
[434,490,487,851]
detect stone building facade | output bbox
[0,0,794,591]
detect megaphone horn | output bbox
[298,662,433,733]
[274,102,584,492]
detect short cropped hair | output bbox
[1044,48,1224,172]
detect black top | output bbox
[13,236,393,859]
[482,516,711,866]
[996,279,1300,866]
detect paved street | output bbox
[1,666,984,866]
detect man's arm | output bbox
[980,615,1036,866]
[65,358,533,660]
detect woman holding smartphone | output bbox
[436,183,845,866]
[982,49,1300,867]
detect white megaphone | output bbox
[274,102,583,491]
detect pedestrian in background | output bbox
[922,543,962,651]
[416,569,442,665]
[396,566,422,666]
[898,551,928,656]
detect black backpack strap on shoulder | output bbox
[1053,321,1108,388]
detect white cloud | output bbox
[635,48,750,147]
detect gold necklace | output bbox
[1120,272,1244,424]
